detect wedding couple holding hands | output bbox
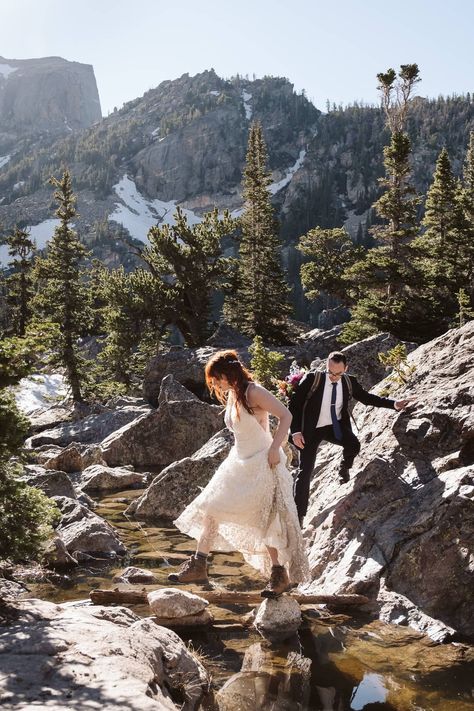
[168,349,413,598]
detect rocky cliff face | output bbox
[303,320,474,640]
[0,56,101,137]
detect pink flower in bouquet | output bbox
[277,364,308,403]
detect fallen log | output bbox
[89,586,369,608]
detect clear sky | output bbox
[1,0,473,116]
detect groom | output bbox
[289,351,412,524]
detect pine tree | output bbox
[248,335,284,389]
[224,121,292,342]
[5,227,35,336]
[414,148,473,322]
[463,130,474,223]
[342,65,423,342]
[33,171,91,402]
[0,334,58,562]
[144,207,235,347]
[298,227,365,304]
[419,148,457,262]
[461,130,474,298]
[96,266,167,393]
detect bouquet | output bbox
[276,361,308,404]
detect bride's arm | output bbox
[247,383,292,466]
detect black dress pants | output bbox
[293,425,360,518]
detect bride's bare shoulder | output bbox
[246,382,271,407]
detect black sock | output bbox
[195,551,208,560]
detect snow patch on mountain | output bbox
[0,63,18,80]
[269,149,306,195]
[0,218,61,267]
[108,175,201,243]
[241,90,252,120]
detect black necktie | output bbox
[331,382,342,440]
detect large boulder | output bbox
[342,332,417,391]
[296,325,343,364]
[303,321,474,639]
[101,375,224,469]
[25,399,151,448]
[35,442,106,471]
[126,428,232,521]
[143,346,216,404]
[39,443,83,472]
[54,496,126,558]
[27,405,73,433]
[80,464,146,493]
[0,598,211,710]
[22,465,76,500]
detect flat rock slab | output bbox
[0,598,210,710]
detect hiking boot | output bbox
[260,565,291,598]
[167,555,209,584]
[338,465,350,484]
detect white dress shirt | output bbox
[316,374,343,428]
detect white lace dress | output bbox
[173,390,310,584]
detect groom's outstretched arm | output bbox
[351,376,396,409]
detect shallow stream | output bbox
[27,488,474,711]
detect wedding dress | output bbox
[174,388,310,584]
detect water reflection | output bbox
[216,637,311,711]
[350,673,388,710]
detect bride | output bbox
[169,350,309,597]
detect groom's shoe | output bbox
[338,465,350,484]
[261,565,291,598]
[168,554,209,584]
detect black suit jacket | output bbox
[289,372,395,440]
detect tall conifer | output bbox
[342,65,423,342]
[34,171,90,402]
[415,148,473,316]
[5,227,35,336]
[224,121,292,342]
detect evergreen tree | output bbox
[419,148,457,262]
[463,129,474,222]
[454,288,474,327]
[224,121,293,343]
[461,130,474,299]
[144,207,236,347]
[5,227,35,336]
[414,148,474,325]
[33,171,91,402]
[342,65,423,342]
[298,227,365,304]
[95,266,167,393]
[248,335,284,389]
[0,334,58,562]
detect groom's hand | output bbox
[394,397,416,411]
[292,432,305,449]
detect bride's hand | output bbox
[268,444,280,468]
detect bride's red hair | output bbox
[205,350,254,416]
